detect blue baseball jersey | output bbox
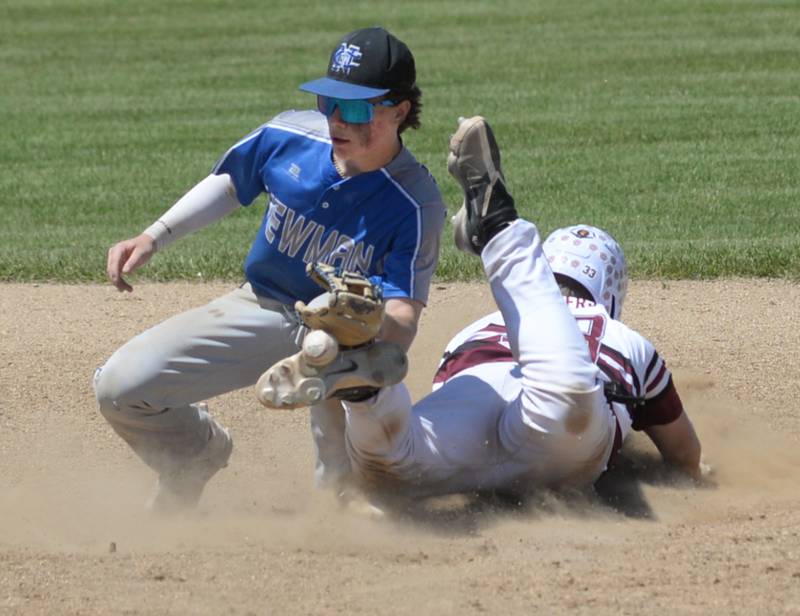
[212,110,446,305]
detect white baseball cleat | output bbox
[146,417,233,513]
[256,331,408,410]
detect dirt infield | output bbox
[2,280,800,615]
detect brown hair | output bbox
[389,85,422,134]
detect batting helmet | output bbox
[543,224,628,320]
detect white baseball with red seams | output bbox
[302,329,340,366]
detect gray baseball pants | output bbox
[93,283,315,474]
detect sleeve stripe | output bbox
[647,371,672,400]
[380,168,423,297]
[265,121,332,145]
[597,359,634,394]
[644,351,661,383]
[212,126,265,174]
[598,344,641,396]
[645,363,669,394]
[411,207,421,296]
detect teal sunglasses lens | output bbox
[317,96,372,123]
[317,96,396,124]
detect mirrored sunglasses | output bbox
[317,95,398,124]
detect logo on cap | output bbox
[331,43,363,75]
[571,228,595,239]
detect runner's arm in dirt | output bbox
[640,383,703,480]
[106,173,239,292]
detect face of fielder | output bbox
[327,98,411,173]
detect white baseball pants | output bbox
[343,220,616,497]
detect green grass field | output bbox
[2,0,798,283]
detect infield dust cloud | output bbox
[2,374,797,558]
[3,281,799,614]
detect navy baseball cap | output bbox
[299,27,416,100]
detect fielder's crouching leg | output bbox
[93,363,229,478]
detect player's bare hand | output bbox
[106,233,156,292]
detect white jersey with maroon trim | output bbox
[344,220,619,496]
[434,296,679,445]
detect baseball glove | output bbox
[295,263,384,347]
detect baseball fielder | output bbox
[262,116,702,501]
[94,27,446,511]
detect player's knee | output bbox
[521,385,602,436]
[93,364,117,416]
[93,362,139,420]
[560,390,599,435]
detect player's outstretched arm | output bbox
[105,173,240,293]
[645,412,703,481]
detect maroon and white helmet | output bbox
[543,224,628,319]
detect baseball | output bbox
[302,330,339,366]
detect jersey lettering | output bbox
[566,296,596,311]
[327,234,355,269]
[574,314,606,362]
[574,313,639,398]
[349,240,375,273]
[279,210,318,257]
[264,195,376,273]
[303,227,340,264]
[264,197,288,243]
